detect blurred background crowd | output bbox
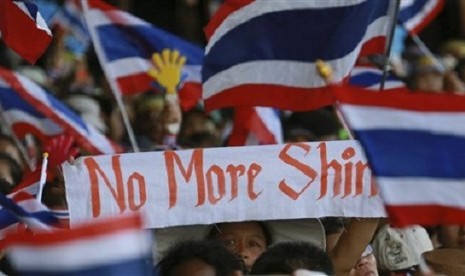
[1,0,465,275]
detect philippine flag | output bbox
[2,214,153,275]
[81,0,203,111]
[0,67,120,154]
[334,85,465,227]
[202,0,394,112]
[398,0,445,34]
[0,0,53,64]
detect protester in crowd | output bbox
[156,239,243,276]
[250,241,333,275]
[349,244,378,276]
[373,224,434,276]
[178,108,222,148]
[0,153,23,194]
[205,221,272,273]
[321,217,348,252]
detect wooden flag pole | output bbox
[380,0,401,91]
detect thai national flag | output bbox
[398,0,444,34]
[334,85,465,227]
[0,0,53,64]
[202,0,393,112]
[0,191,58,237]
[0,67,120,154]
[349,66,406,91]
[81,0,203,111]
[228,107,283,146]
[3,214,153,275]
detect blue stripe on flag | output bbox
[349,71,401,87]
[355,129,465,178]
[398,0,428,24]
[203,0,389,82]
[0,194,58,226]
[96,24,203,64]
[0,209,20,229]
[0,87,46,118]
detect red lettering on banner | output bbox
[164,150,263,208]
[207,165,225,204]
[85,155,147,217]
[278,142,377,200]
[164,149,205,209]
[319,143,342,199]
[278,143,317,200]
[247,163,262,200]
[226,164,246,201]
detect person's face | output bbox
[172,258,216,276]
[438,225,465,249]
[350,250,378,276]
[216,222,267,272]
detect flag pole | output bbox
[81,0,140,152]
[406,29,445,72]
[380,0,401,91]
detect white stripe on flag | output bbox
[378,177,465,208]
[340,105,465,137]
[8,229,152,270]
[206,0,367,54]
[3,110,62,136]
[87,9,149,28]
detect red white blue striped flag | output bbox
[202,0,394,112]
[2,214,153,275]
[0,67,120,154]
[398,0,444,34]
[0,0,53,64]
[334,85,465,227]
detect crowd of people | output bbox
[0,0,465,275]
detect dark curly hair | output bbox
[251,241,334,275]
[156,239,242,276]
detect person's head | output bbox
[250,241,333,275]
[284,108,342,142]
[156,239,243,276]
[349,244,378,276]
[436,224,465,250]
[206,221,272,272]
[0,153,23,194]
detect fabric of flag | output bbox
[0,0,53,64]
[333,85,465,227]
[0,191,58,238]
[349,66,406,90]
[202,0,393,112]
[3,214,153,275]
[82,0,203,111]
[398,0,444,34]
[228,107,283,146]
[51,0,89,47]
[0,67,120,154]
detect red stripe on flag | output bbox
[204,0,254,40]
[410,0,445,35]
[116,73,152,95]
[0,0,52,64]
[359,36,386,57]
[332,84,465,112]
[386,205,465,227]
[1,214,143,246]
[205,84,335,112]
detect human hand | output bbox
[148,49,186,95]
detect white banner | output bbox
[63,140,386,228]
